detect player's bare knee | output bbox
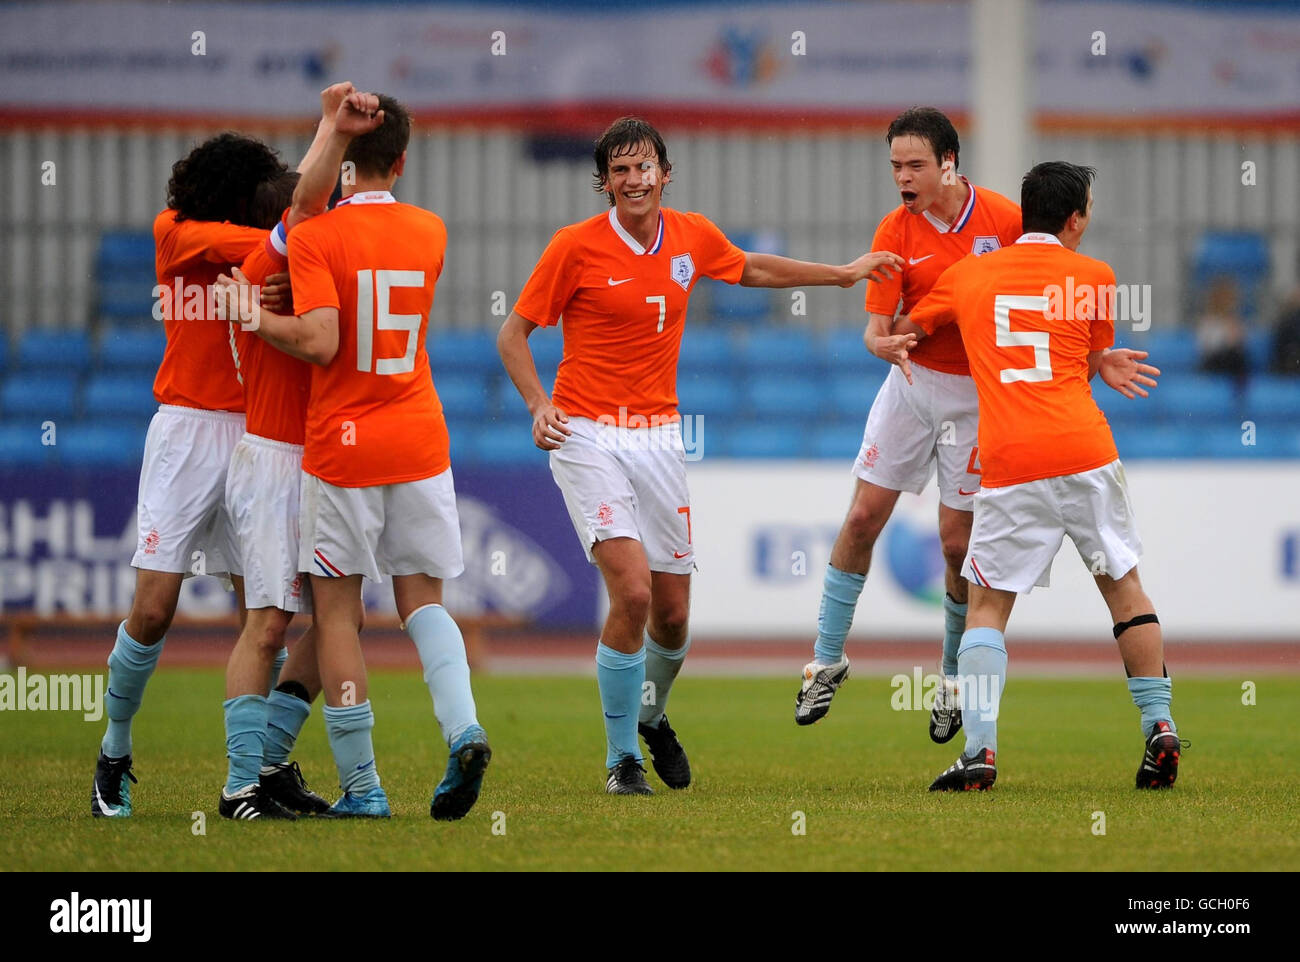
[126,602,173,645]
[941,537,968,573]
[844,502,888,548]
[651,604,689,644]
[613,583,653,626]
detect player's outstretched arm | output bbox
[497,310,571,451]
[1095,348,1161,398]
[294,82,353,177]
[214,267,339,365]
[289,90,384,228]
[739,250,902,289]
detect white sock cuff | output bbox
[402,603,447,632]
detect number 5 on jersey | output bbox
[995,293,1051,383]
[357,269,423,375]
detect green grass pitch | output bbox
[2,671,1296,871]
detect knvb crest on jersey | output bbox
[971,236,1001,256]
[670,253,695,291]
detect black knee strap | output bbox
[1113,613,1159,639]
[274,679,310,703]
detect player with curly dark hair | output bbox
[90,123,318,820]
[166,132,289,226]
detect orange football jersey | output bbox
[288,191,449,487]
[910,233,1118,487]
[514,207,746,423]
[865,180,1022,376]
[152,209,266,411]
[234,223,311,446]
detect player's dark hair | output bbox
[248,170,300,231]
[167,133,288,226]
[1021,161,1097,234]
[886,107,960,170]
[592,116,672,207]
[343,94,411,179]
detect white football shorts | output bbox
[549,416,694,575]
[226,433,311,613]
[963,460,1142,593]
[298,468,464,584]
[132,404,244,578]
[853,363,981,511]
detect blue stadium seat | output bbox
[1139,330,1200,373]
[18,329,91,374]
[1191,231,1270,319]
[97,231,155,273]
[99,280,159,321]
[99,327,165,371]
[528,332,565,375]
[830,373,886,417]
[679,328,738,374]
[822,327,871,372]
[0,422,55,466]
[81,375,160,420]
[810,421,864,459]
[708,230,782,323]
[1090,381,1152,429]
[736,327,818,372]
[462,424,544,465]
[743,374,827,418]
[96,231,158,321]
[55,423,146,467]
[1149,375,1239,419]
[1245,376,1300,420]
[677,372,743,418]
[1,373,78,419]
[1114,424,1199,459]
[0,335,8,371]
[719,422,806,458]
[427,329,502,377]
[435,373,492,419]
[1246,328,1272,373]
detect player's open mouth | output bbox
[900,190,918,203]
[624,190,649,199]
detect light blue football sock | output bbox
[942,595,968,677]
[596,642,645,769]
[813,564,866,664]
[101,621,164,759]
[406,604,479,746]
[639,633,690,727]
[956,627,1007,756]
[323,701,380,796]
[1127,677,1175,735]
[263,688,311,767]
[267,646,288,691]
[223,694,267,794]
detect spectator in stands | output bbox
[1270,283,1300,376]
[1195,277,1248,383]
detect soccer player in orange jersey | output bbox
[217,83,379,821]
[90,133,294,818]
[795,109,1146,739]
[795,108,1022,735]
[220,93,489,820]
[894,161,1178,791]
[498,116,903,795]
